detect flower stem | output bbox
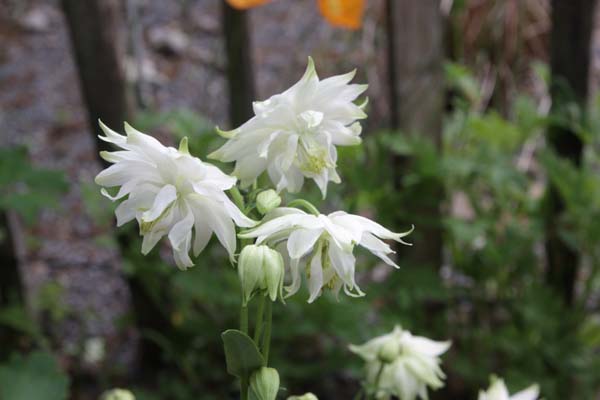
[254,296,266,344]
[240,302,249,400]
[240,303,249,334]
[287,199,320,216]
[230,186,245,210]
[261,300,273,364]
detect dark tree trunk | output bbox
[61,0,132,167]
[545,0,597,305]
[386,0,445,269]
[0,213,22,306]
[0,212,25,359]
[222,2,255,126]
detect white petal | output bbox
[406,336,451,357]
[141,230,164,255]
[307,245,323,303]
[142,184,177,222]
[510,385,539,400]
[197,197,237,261]
[287,228,322,259]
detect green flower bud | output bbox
[256,190,281,215]
[262,248,284,302]
[250,367,280,400]
[287,393,319,400]
[378,339,401,364]
[100,388,135,400]
[238,245,284,305]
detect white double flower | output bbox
[209,57,368,197]
[478,377,540,400]
[239,207,412,302]
[350,326,451,400]
[95,121,255,269]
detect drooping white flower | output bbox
[350,326,451,400]
[95,121,255,269]
[238,207,412,302]
[478,377,540,400]
[209,57,368,198]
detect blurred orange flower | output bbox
[317,0,365,30]
[225,0,273,10]
[224,0,365,30]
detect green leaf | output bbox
[221,329,264,377]
[0,351,69,400]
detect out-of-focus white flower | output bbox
[478,377,540,400]
[238,208,412,302]
[95,121,255,269]
[83,337,105,364]
[209,57,368,198]
[350,326,451,400]
[101,388,135,400]
[287,393,318,400]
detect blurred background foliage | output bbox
[1,0,600,399]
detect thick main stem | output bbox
[240,303,249,400]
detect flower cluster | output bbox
[96,58,409,302]
[350,326,451,400]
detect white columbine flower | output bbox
[350,326,451,400]
[209,57,368,198]
[478,377,540,400]
[238,207,412,302]
[95,121,255,269]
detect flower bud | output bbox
[250,367,280,400]
[287,393,319,400]
[238,245,284,305]
[256,190,281,215]
[100,389,135,400]
[262,248,284,302]
[377,338,401,364]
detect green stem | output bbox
[287,199,320,216]
[231,186,245,210]
[261,300,273,364]
[254,295,266,344]
[240,302,249,400]
[240,303,249,334]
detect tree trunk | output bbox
[61,0,132,167]
[545,0,597,305]
[386,0,445,269]
[0,212,26,359]
[222,2,256,126]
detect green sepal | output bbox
[221,329,264,378]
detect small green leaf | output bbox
[221,329,264,377]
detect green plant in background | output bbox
[0,351,69,400]
[0,146,68,223]
[328,62,600,399]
